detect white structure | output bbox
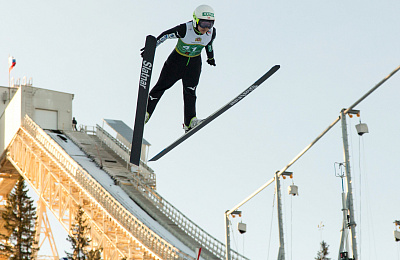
[0,85,74,154]
[0,84,249,259]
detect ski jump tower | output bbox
[0,84,248,260]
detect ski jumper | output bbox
[146,21,216,126]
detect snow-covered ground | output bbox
[47,131,202,259]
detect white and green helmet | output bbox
[193,5,215,28]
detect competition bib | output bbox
[175,21,213,57]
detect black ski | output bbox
[149,65,280,162]
[130,35,157,166]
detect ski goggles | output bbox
[198,19,214,29]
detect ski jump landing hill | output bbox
[0,84,248,260]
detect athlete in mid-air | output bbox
[143,4,216,132]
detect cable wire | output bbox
[290,192,293,260]
[242,224,245,257]
[267,191,276,260]
[358,124,362,259]
[397,241,400,260]
[358,123,379,259]
[229,219,238,255]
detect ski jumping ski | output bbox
[149,64,280,162]
[130,35,157,166]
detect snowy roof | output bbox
[103,119,151,146]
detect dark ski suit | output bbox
[146,21,216,126]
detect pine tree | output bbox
[65,206,102,260]
[0,176,38,259]
[86,249,102,260]
[315,240,330,260]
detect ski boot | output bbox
[183,117,204,133]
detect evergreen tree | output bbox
[315,240,330,260]
[65,206,102,260]
[0,176,38,259]
[86,249,102,260]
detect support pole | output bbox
[338,189,349,256]
[339,110,358,260]
[275,172,285,260]
[225,211,231,260]
[35,199,60,260]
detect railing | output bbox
[78,125,96,135]
[94,124,249,260]
[132,179,249,260]
[95,124,156,188]
[22,115,193,260]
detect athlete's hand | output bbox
[207,58,216,66]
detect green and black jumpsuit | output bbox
[146,21,216,126]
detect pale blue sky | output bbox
[2,1,400,259]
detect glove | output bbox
[207,58,216,66]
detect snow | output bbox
[46,131,200,259]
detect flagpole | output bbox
[8,55,16,101]
[8,55,10,100]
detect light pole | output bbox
[338,109,360,260]
[224,171,293,260]
[224,210,241,260]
